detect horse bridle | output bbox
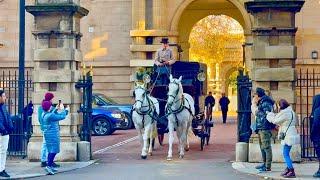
[167,80,184,114]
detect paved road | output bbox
[32,117,258,180]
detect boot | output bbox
[280,167,289,176]
[283,168,296,178]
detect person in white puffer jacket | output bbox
[266,99,300,178]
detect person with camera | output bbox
[41,99,69,175]
[266,99,300,178]
[251,87,274,172]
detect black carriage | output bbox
[150,61,213,150]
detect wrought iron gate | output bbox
[237,68,252,143]
[0,70,33,157]
[297,68,320,159]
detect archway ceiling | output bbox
[186,0,236,10]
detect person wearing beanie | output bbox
[38,92,59,168]
[251,87,275,172]
[41,100,69,175]
[0,90,13,178]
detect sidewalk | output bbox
[0,159,96,179]
[232,161,319,180]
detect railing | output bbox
[0,70,33,157]
[296,68,320,159]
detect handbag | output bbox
[279,112,293,140]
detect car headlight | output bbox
[111,113,122,119]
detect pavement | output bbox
[232,161,319,179]
[0,159,96,179]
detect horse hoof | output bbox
[148,152,153,156]
[141,155,147,159]
[184,147,190,152]
[179,155,184,159]
[167,157,172,161]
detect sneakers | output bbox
[0,170,10,177]
[314,170,320,178]
[255,164,265,169]
[280,167,289,176]
[258,166,271,172]
[45,166,55,175]
[52,162,60,168]
[283,168,296,178]
[41,162,47,167]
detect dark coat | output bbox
[219,96,230,111]
[311,94,320,144]
[205,95,215,107]
[255,95,274,131]
[0,104,14,135]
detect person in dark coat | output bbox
[41,100,68,175]
[0,90,13,178]
[219,93,230,124]
[311,94,320,178]
[205,92,215,112]
[251,87,274,172]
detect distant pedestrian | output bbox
[251,87,274,172]
[311,94,320,178]
[204,91,215,112]
[267,99,300,178]
[41,99,68,175]
[0,90,14,178]
[219,93,230,123]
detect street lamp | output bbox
[312,50,318,59]
[18,0,25,115]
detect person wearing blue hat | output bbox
[251,87,275,172]
[154,37,176,85]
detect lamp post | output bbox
[18,0,25,115]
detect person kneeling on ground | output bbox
[266,99,300,178]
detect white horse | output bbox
[166,75,195,160]
[132,82,159,159]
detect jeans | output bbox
[258,130,273,169]
[47,153,57,167]
[283,145,293,169]
[0,135,9,171]
[41,135,48,162]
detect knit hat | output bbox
[44,92,54,101]
[255,87,265,97]
[42,100,52,112]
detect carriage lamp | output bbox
[312,50,318,59]
[197,72,206,82]
[143,74,151,83]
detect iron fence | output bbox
[0,70,33,157]
[296,68,320,159]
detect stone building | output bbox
[0,0,318,161]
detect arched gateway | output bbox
[130,0,304,162]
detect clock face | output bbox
[197,72,206,82]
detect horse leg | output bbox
[141,125,150,159]
[148,123,154,156]
[176,127,181,154]
[167,120,174,161]
[179,123,187,159]
[185,121,191,152]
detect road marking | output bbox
[93,136,139,155]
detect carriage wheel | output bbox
[206,122,211,145]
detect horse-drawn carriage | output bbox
[132,61,213,160]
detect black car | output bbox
[93,93,134,129]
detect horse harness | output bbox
[166,80,193,127]
[133,86,158,128]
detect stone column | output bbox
[26,0,89,161]
[245,0,304,162]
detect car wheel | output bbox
[92,118,113,136]
[123,112,134,129]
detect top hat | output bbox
[160,38,169,44]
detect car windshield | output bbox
[96,94,118,104]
